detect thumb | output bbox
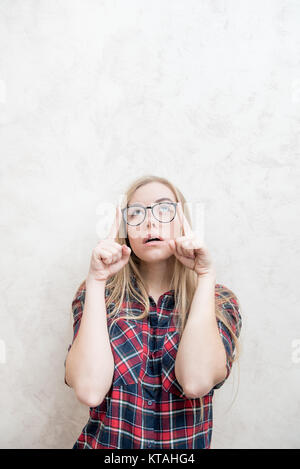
[168,239,176,251]
[123,244,131,255]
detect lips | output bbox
[143,234,164,244]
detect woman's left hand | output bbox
[168,202,216,278]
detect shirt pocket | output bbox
[161,330,186,398]
[109,319,144,387]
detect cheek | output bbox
[127,228,141,249]
[168,220,181,239]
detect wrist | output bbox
[86,274,107,289]
[196,270,216,283]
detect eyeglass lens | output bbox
[125,203,176,226]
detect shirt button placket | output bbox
[144,394,155,448]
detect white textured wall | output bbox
[0,0,299,449]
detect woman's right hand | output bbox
[87,205,131,282]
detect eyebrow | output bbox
[128,197,174,206]
[155,197,174,203]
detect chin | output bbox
[137,250,172,262]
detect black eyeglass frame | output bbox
[121,202,178,226]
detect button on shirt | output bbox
[64,278,242,449]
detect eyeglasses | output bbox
[121,202,177,226]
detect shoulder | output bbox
[215,283,242,335]
[215,283,240,307]
[71,280,86,308]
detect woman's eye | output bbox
[159,204,170,212]
[129,209,141,217]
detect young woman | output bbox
[64,175,242,449]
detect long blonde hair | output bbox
[75,174,242,417]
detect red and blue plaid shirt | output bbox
[64,277,242,449]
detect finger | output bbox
[169,238,195,267]
[95,244,120,262]
[175,238,186,258]
[106,205,123,240]
[169,239,185,259]
[182,239,198,258]
[169,238,194,259]
[95,248,113,264]
[173,250,195,269]
[114,247,131,269]
[122,244,131,256]
[168,239,176,253]
[177,202,193,237]
[180,242,195,259]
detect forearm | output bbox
[175,273,227,397]
[65,277,114,404]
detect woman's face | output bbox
[125,182,182,263]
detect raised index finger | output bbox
[106,205,123,240]
[177,202,193,237]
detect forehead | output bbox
[129,182,176,205]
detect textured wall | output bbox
[0,0,299,449]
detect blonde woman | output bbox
[64,175,242,449]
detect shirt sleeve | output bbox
[64,283,86,387]
[213,286,242,390]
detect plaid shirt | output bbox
[65,277,242,449]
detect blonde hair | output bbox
[76,174,242,420]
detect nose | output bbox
[145,207,157,227]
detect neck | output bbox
[139,257,175,293]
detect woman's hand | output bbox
[168,202,216,278]
[87,205,131,283]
